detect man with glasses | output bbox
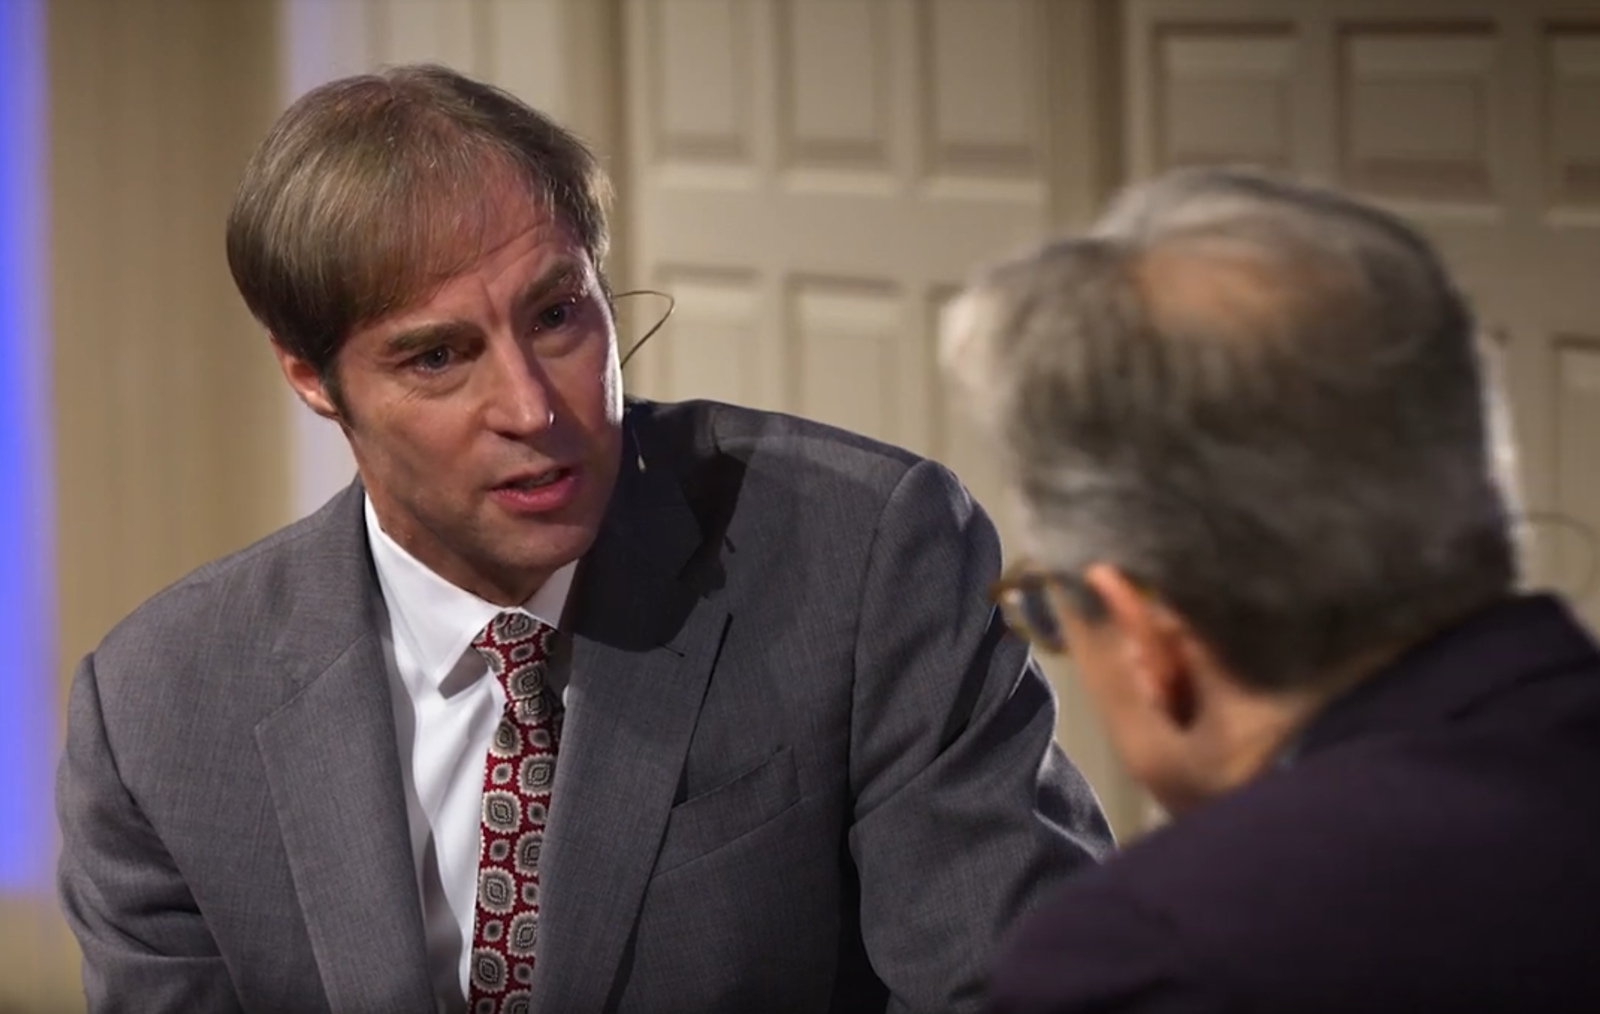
[943,165,1600,1012]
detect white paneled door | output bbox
[621,0,1115,523]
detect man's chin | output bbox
[500,524,601,575]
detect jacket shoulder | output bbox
[1084,723,1600,1007]
[92,486,360,665]
[638,397,931,493]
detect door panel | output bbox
[625,0,1062,467]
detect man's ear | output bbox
[271,339,340,421]
[1082,564,1199,729]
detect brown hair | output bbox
[226,63,613,408]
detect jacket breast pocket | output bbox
[653,745,801,876]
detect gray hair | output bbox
[942,166,1520,690]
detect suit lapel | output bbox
[532,407,731,1010]
[253,485,435,1014]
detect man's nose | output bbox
[482,340,554,438]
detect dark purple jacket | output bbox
[988,594,1600,1014]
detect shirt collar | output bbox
[364,494,577,694]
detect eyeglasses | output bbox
[988,561,1080,655]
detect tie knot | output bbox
[472,612,555,702]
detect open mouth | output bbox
[490,467,580,514]
[499,468,568,491]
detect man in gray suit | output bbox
[56,64,1112,1014]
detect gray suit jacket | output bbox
[57,398,1112,1014]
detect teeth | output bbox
[511,470,560,490]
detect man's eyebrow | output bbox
[382,320,480,357]
[380,260,592,356]
[513,260,589,317]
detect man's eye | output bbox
[536,300,575,330]
[412,347,454,372]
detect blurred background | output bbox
[4,0,1598,1009]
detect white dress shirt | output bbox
[364,496,576,1013]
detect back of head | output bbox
[943,166,1519,689]
[226,63,612,402]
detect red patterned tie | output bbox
[467,611,561,1013]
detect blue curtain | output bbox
[0,0,54,892]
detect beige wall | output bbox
[50,0,288,710]
[5,2,287,1011]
